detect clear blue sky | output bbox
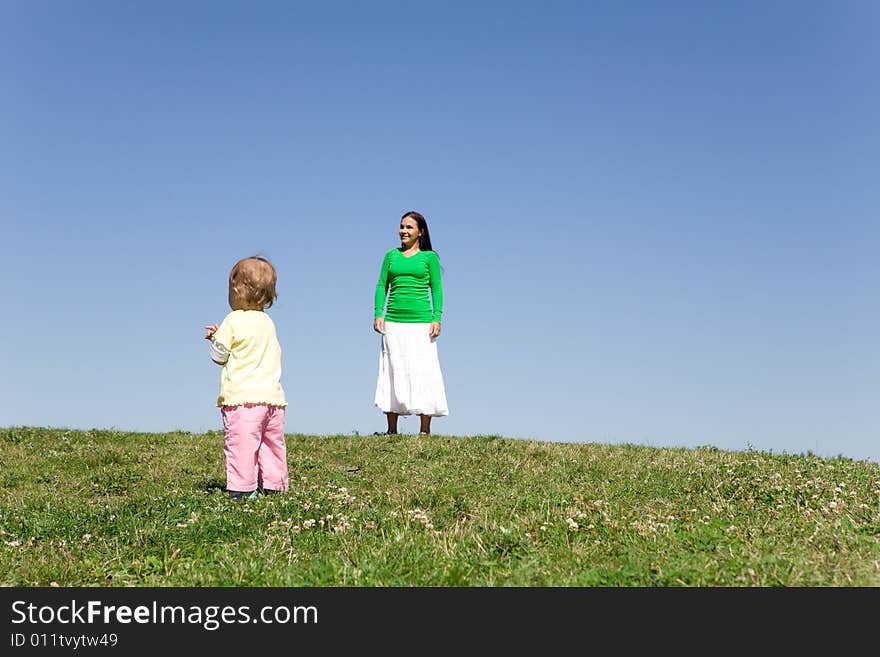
[2,1,877,463]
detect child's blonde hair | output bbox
[228,256,277,311]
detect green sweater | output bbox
[374,249,444,323]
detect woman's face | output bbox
[399,217,421,249]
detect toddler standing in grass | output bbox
[204,256,288,500]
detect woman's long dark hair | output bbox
[402,210,434,252]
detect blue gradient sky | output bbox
[3,1,877,462]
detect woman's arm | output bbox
[373,251,392,331]
[427,252,443,323]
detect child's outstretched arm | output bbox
[204,324,229,365]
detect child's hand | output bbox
[204,324,219,340]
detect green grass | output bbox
[1,427,878,586]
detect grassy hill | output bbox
[1,427,878,586]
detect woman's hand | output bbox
[204,324,219,340]
[373,318,385,334]
[429,322,441,338]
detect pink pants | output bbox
[221,404,288,492]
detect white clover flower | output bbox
[333,516,352,533]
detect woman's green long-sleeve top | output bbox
[374,249,443,323]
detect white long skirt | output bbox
[374,321,449,417]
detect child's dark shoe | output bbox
[228,490,258,500]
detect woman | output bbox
[373,210,448,435]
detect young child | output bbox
[204,256,288,500]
